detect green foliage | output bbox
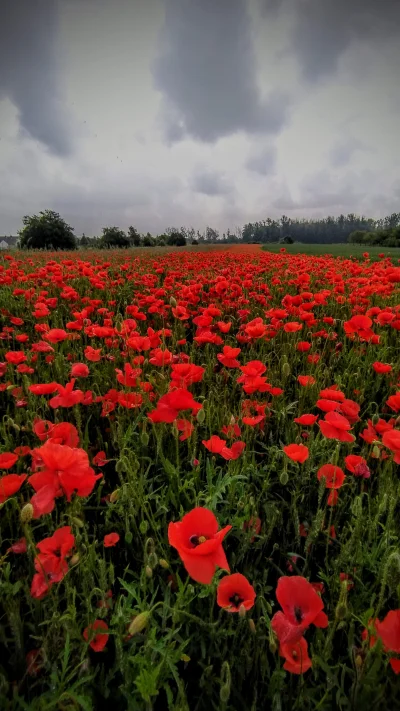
[100,226,131,249]
[18,210,76,250]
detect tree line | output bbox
[15,209,400,250]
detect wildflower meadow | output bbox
[1,245,400,710]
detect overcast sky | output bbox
[1,0,399,236]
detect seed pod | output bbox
[109,489,119,503]
[281,361,291,377]
[128,611,150,636]
[20,503,34,523]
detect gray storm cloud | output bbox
[191,168,233,197]
[153,0,289,143]
[264,0,400,82]
[0,0,73,156]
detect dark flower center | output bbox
[294,606,303,623]
[229,593,244,608]
[189,534,207,547]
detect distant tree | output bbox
[206,227,219,242]
[18,210,76,250]
[280,235,293,244]
[100,226,130,249]
[143,234,155,247]
[80,233,90,247]
[155,234,168,246]
[167,231,186,246]
[348,230,369,245]
[128,226,142,246]
[191,239,199,245]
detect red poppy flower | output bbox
[297,341,311,352]
[375,610,400,653]
[373,362,392,374]
[271,576,329,644]
[168,507,231,584]
[317,464,345,489]
[104,532,120,547]
[283,444,309,464]
[294,414,318,426]
[84,346,102,362]
[31,526,75,599]
[8,537,27,554]
[83,620,109,652]
[217,346,241,368]
[0,452,18,469]
[298,375,316,387]
[217,573,256,612]
[0,473,27,503]
[29,440,102,505]
[148,388,202,423]
[344,455,370,478]
[202,436,245,460]
[49,380,84,408]
[5,351,27,365]
[93,451,108,466]
[70,363,90,378]
[382,430,400,462]
[279,637,312,674]
[28,382,59,395]
[176,418,195,441]
[44,329,68,344]
[319,411,354,442]
[387,393,400,413]
[170,363,205,387]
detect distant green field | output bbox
[262,243,400,260]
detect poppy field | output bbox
[1,247,400,710]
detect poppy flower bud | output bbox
[281,361,290,377]
[70,554,80,566]
[355,654,363,669]
[239,604,246,618]
[125,532,133,544]
[280,470,289,486]
[372,413,380,426]
[196,407,205,424]
[148,552,158,568]
[72,517,84,528]
[180,653,190,662]
[109,489,119,503]
[248,618,256,634]
[20,503,34,523]
[145,565,153,578]
[169,296,177,308]
[372,445,380,459]
[220,685,230,704]
[128,611,150,636]
[335,602,347,620]
[269,636,278,654]
[140,431,149,446]
[159,558,169,569]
